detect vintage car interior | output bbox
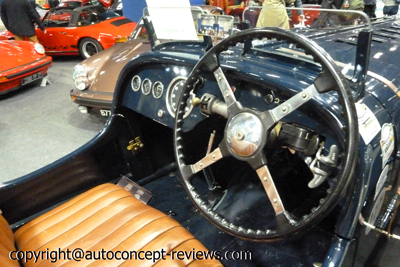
[1,5,400,267]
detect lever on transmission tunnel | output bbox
[308,167,330,188]
[318,145,339,167]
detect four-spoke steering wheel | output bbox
[174,27,358,241]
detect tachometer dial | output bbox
[141,78,152,95]
[166,77,193,118]
[152,81,164,99]
[131,75,141,92]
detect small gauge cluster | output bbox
[131,75,164,98]
[130,74,194,118]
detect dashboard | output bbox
[120,51,348,146]
[121,62,221,131]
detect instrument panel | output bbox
[122,63,218,131]
[129,74,193,118]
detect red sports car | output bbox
[57,0,104,8]
[0,5,136,59]
[97,0,113,8]
[0,40,52,94]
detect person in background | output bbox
[0,0,46,43]
[320,0,343,9]
[363,0,376,18]
[256,0,290,29]
[311,0,342,27]
[48,0,60,8]
[28,0,36,9]
[240,0,263,5]
[286,0,305,24]
[28,0,41,18]
[383,0,398,16]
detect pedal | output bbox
[208,187,227,211]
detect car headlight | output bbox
[73,64,91,91]
[74,76,90,90]
[73,64,87,79]
[34,43,45,54]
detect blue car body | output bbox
[2,8,400,267]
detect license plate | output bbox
[21,72,43,85]
[100,109,111,116]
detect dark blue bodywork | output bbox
[1,11,400,267]
[111,16,400,266]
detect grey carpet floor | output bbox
[0,56,107,182]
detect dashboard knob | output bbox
[192,97,201,107]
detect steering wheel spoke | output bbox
[256,165,285,215]
[266,84,319,123]
[191,147,225,174]
[214,67,239,109]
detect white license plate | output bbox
[100,109,111,116]
[21,72,43,85]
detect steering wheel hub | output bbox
[226,112,263,157]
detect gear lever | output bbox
[317,144,339,167]
[203,130,227,210]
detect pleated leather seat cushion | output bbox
[0,215,20,267]
[13,183,223,267]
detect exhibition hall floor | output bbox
[0,9,106,182]
[0,56,107,182]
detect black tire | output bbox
[79,38,103,59]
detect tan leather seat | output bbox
[1,183,223,267]
[0,215,19,267]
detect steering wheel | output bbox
[174,27,358,241]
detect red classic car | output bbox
[57,0,103,8]
[0,40,52,94]
[40,5,135,58]
[0,5,136,59]
[97,0,113,8]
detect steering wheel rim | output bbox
[174,27,358,241]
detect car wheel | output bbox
[79,38,103,59]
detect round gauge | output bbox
[152,81,164,99]
[166,77,193,118]
[141,78,152,95]
[131,75,141,92]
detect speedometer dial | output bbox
[166,77,193,118]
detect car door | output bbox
[36,8,72,53]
